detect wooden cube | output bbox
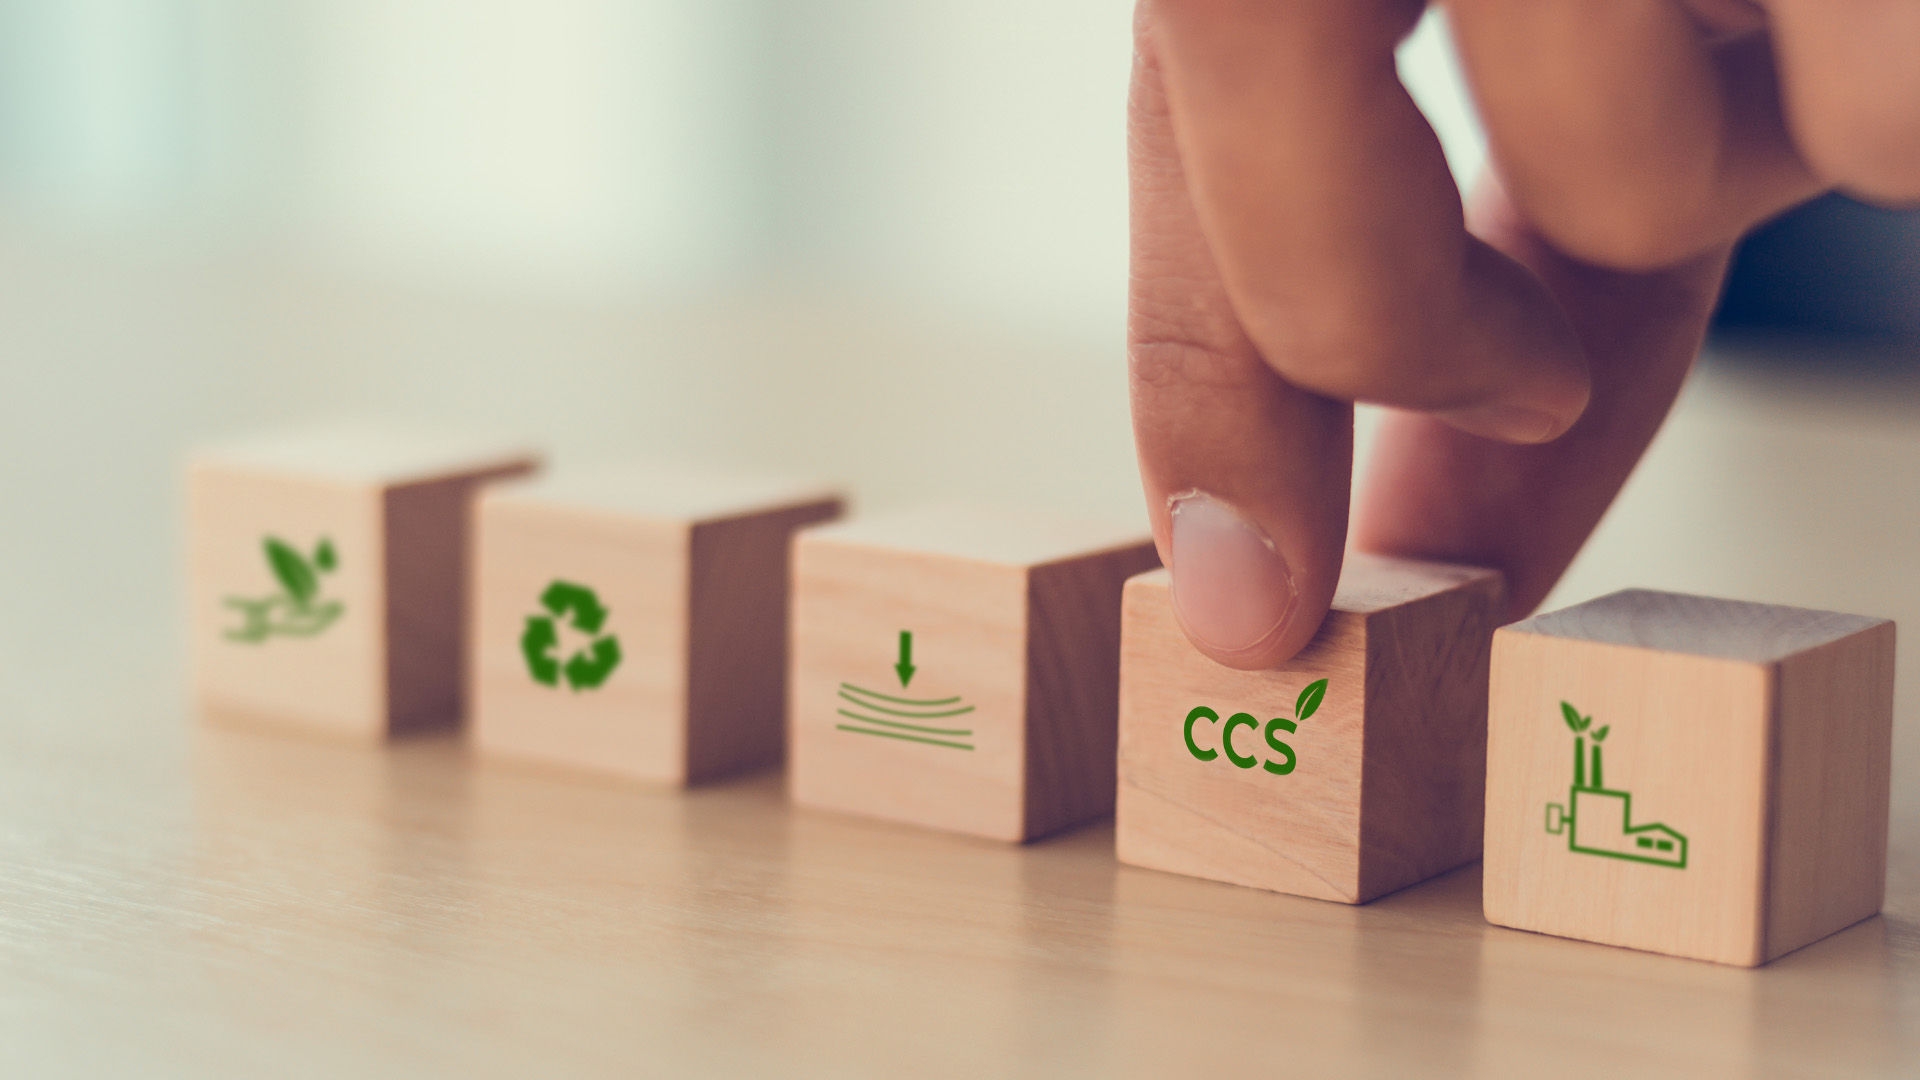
[788,504,1159,841]
[187,425,539,738]
[1484,589,1895,966]
[1116,556,1504,903]
[470,464,842,784]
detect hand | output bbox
[1129,0,1919,669]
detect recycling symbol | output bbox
[521,579,622,691]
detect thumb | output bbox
[1130,32,1351,669]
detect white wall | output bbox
[0,2,1483,328]
[288,0,766,292]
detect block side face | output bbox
[1115,572,1365,902]
[1485,632,1772,966]
[188,464,385,737]
[1764,621,1896,960]
[789,536,1028,841]
[1021,542,1161,840]
[469,498,691,783]
[383,464,532,734]
[683,499,844,782]
[1354,571,1503,901]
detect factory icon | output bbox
[1544,702,1688,869]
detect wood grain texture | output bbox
[1512,588,1885,663]
[187,427,537,740]
[1116,556,1503,904]
[20,241,1920,1078]
[385,467,533,735]
[470,467,840,784]
[1359,569,1506,899]
[1485,589,1895,966]
[1023,545,1164,839]
[789,504,1155,841]
[684,500,845,781]
[189,468,386,736]
[790,528,1029,839]
[1766,620,1896,959]
[1485,633,1773,964]
[11,713,1918,1079]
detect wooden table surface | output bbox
[2,696,1914,1078]
[5,247,1920,1076]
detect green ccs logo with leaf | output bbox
[521,579,622,691]
[224,535,344,642]
[1184,678,1327,776]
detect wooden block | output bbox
[788,503,1160,841]
[1116,556,1504,904]
[470,464,843,784]
[188,424,539,738]
[1484,589,1895,966]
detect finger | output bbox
[1767,0,1920,202]
[1151,0,1590,444]
[1130,25,1353,670]
[1449,0,1822,270]
[1352,175,1732,617]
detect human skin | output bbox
[1129,0,1920,669]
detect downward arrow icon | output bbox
[894,630,916,688]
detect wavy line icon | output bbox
[834,682,976,751]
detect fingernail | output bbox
[1169,492,1295,657]
[1437,401,1567,444]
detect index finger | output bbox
[1151,0,1591,441]
[1354,178,1733,618]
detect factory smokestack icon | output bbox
[1544,702,1688,869]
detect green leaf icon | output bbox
[1560,701,1583,733]
[265,537,318,604]
[1295,678,1328,721]
[1593,725,1610,742]
[314,538,336,573]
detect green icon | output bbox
[1545,701,1687,869]
[894,630,916,687]
[521,579,622,691]
[1183,677,1324,776]
[836,631,975,750]
[223,535,344,642]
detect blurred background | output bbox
[1,3,1916,831]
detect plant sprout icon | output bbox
[1561,701,1610,785]
[224,536,345,642]
[521,580,622,691]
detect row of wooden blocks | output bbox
[187,426,1896,967]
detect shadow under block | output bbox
[187,425,540,739]
[1484,589,1896,967]
[1115,557,1505,904]
[788,504,1160,842]
[470,466,843,784]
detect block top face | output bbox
[1126,553,1498,619]
[1504,588,1890,664]
[482,462,841,525]
[191,423,540,487]
[799,501,1151,568]
[1323,552,1499,614]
